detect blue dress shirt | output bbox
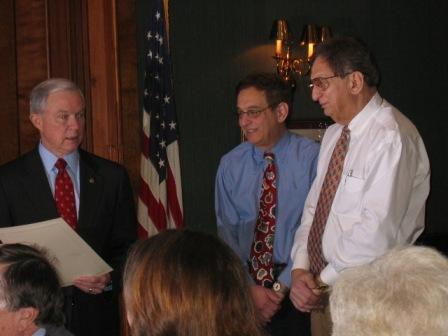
[33,328,46,336]
[215,131,319,286]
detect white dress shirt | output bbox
[291,93,430,285]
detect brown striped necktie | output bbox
[308,126,350,275]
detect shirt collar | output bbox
[347,92,383,138]
[32,327,46,336]
[252,131,291,164]
[38,142,79,173]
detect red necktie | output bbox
[249,152,277,288]
[308,126,350,275]
[54,158,77,229]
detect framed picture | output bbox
[287,119,332,142]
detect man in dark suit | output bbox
[0,78,138,336]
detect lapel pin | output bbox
[89,177,95,184]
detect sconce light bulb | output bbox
[275,40,282,57]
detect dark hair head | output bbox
[313,36,381,87]
[123,229,264,336]
[0,243,64,326]
[236,72,294,109]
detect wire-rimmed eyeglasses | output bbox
[308,75,339,91]
[236,104,276,119]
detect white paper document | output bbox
[0,218,113,287]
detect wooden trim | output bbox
[86,0,122,162]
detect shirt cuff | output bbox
[320,263,340,286]
[292,253,309,271]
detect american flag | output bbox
[138,0,183,238]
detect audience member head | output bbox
[0,243,65,336]
[310,36,380,124]
[235,73,292,151]
[123,229,264,336]
[29,78,85,157]
[330,245,448,336]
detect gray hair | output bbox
[29,78,85,114]
[330,245,448,336]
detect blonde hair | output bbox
[330,245,448,336]
[123,229,264,336]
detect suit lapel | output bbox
[78,151,103,229]
[22,149,59,218]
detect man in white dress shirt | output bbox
[289,36,430,336]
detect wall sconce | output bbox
[270,19,331,83]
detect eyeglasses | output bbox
[236,104,275,119]
[308,75,339,91]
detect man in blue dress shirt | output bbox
[215,73,319,335]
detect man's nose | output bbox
[238,113,251,127]
[311,86,322,101]
[67,115,81,129]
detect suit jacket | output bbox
[0,148,138,336]
[43,324,74,336]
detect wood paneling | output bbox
[117,0,140,193]
[87,0,122,162]
[0,0,19,164]
[15,0,48,154]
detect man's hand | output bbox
[250,285,283,324]
[73,273,111,295]
[289,269,324,312]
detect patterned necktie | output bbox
[249,152,277,288]
[54,158,77,229]
[308,126,350,275]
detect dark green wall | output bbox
[137,1,448,243]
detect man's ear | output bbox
[29,113,43,131]
[16,307,39,332]
[275,102,289,123]
[347,71,364,95]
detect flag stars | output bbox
[163,95,170,104]
[147,50,153,59]
[146,30,153,40]
[169,121,177,130]
[155,11,161,20]
[159,139,166,148]
[155,33,160,40]
[144,89,149,96]
[158,57,164,65]
[161,121,166,129]
[158,36,163,45]
[158,159,165,168]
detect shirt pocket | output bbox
[333,174,365,216]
